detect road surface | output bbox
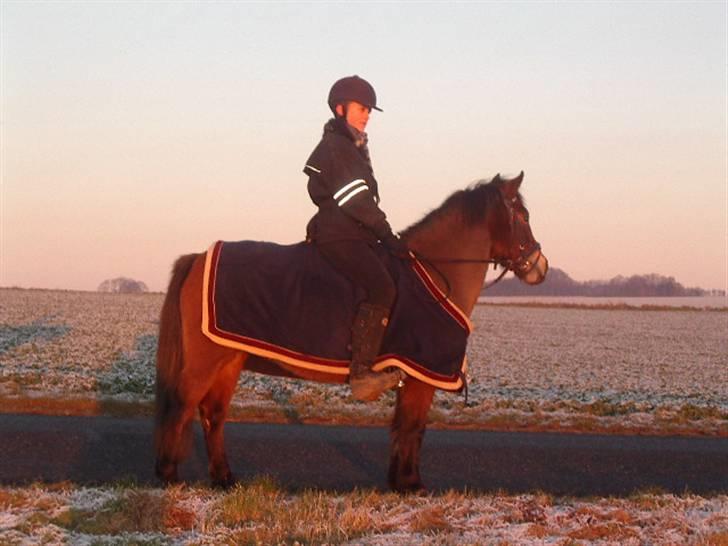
[0,414,725,495]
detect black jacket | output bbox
[304,118,394,244]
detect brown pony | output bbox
[155,172,548,491]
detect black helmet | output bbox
[327,75,383,114]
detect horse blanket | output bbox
[201,240,472,391]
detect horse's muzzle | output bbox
[520,249,549,285]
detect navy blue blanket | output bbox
[202,240,470,390]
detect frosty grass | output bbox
[1,482,726,545]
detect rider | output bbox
[303,75,408,402]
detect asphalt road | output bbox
[0,414,725,496]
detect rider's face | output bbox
[336,101,371,132]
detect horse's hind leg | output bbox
[155,401,198,484]
[198,353,244,488]
[389,378,435,492]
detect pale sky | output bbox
[1,1,726,292]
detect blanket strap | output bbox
[458,370,469,405]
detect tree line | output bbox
[481,268,724,297]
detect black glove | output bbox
[382,233,411,259]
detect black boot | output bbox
[349,303,403,402]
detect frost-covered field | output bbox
[1,481,726,545]
[0,288,726,434]
[0,289,160,399]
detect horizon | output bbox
[0,266,725,295]
[1,2,726,293]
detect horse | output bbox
[154,172,548,492]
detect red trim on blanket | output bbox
[206,241,222,334]
[377,353,460,383]
[410,258,471,332]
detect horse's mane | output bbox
[400,175,507,239]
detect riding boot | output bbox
[349,303,404,402]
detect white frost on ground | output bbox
[468,305,728,408]
[0,289,161,396]
[1,288,726,434]
[68,487,119,512]
[0,512,20,530]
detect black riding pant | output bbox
[317,240,396,310]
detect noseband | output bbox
[499,241,542,279]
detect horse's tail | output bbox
[154,253,199,465]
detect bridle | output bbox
[406,195,542,297]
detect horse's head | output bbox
[489,172,548,285]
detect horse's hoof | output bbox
[391,481,427,495]
[212,473,237,490]
[155,461,179,485]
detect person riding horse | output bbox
[303,75,407,402]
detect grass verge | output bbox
[0,395,725,438]
[3,481,726,546]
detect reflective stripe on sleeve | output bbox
[305,164,322,174]
[333,179,370,207]
[333,179,368,201]
[337,185,368,206]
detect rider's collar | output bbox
[326,117,368,148]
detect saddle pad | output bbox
[201,240,472,391]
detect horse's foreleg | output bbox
[388,378,435,492]
[199,353,245,488]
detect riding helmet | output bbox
[328,75,383,114]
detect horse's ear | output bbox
[499,171,524,200]
[513,170,524,189]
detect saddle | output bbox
[202,240,471,391]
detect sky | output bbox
[1,1,726,293]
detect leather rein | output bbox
[404,192,542,299]
[411,253,508,292]
[410,248,542,301]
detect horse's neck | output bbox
[405,218,492,317]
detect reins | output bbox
[408,251,510,302]
[407,240,543,301]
